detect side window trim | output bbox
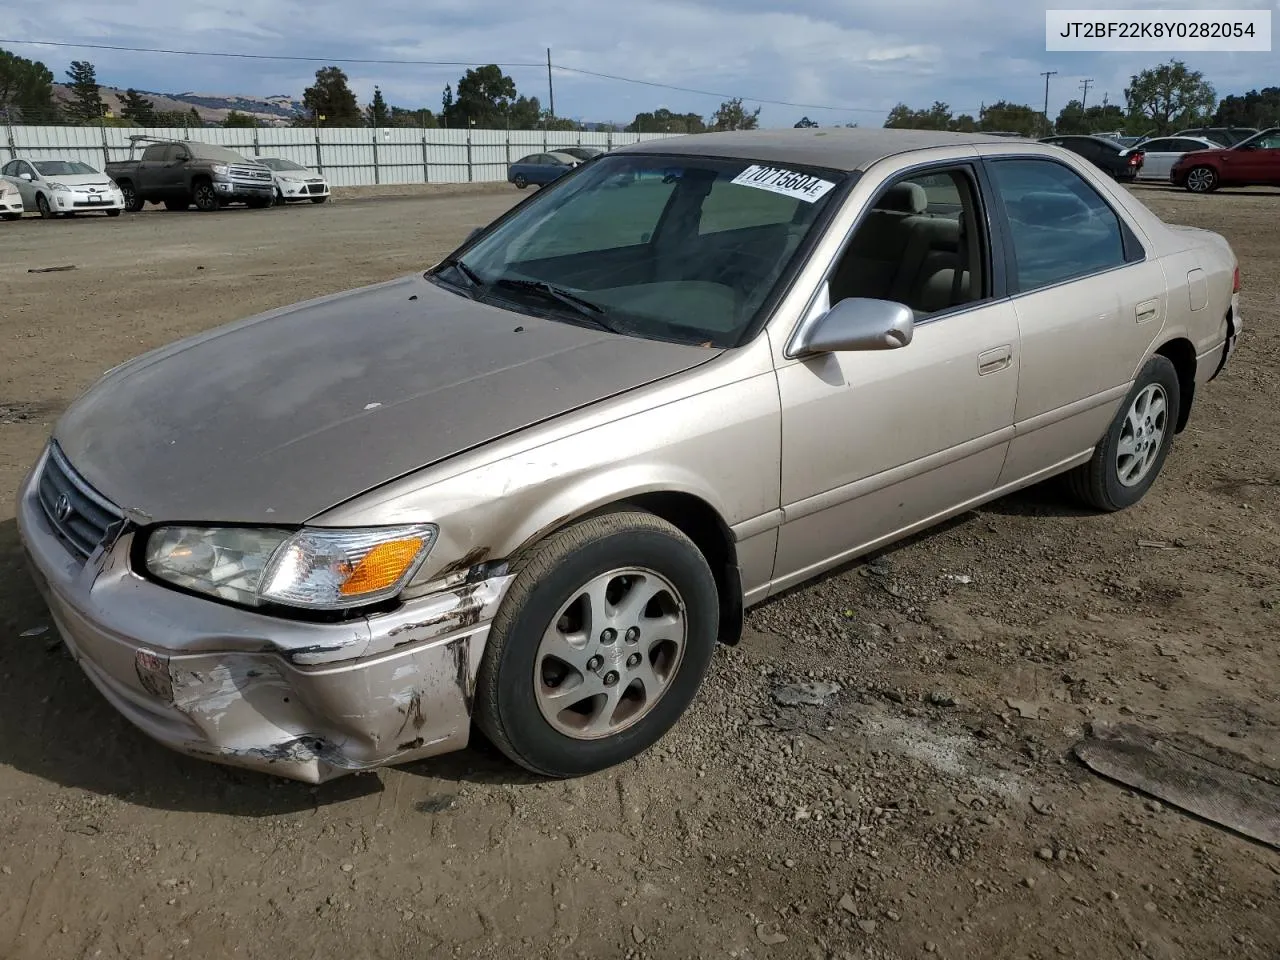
[979,154,1147,299]
[783,158,1008,356]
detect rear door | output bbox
[980,153,1168,486]
[1136,139,1177,179]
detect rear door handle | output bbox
[977,345,1012,376]
[1136,299,1160,323]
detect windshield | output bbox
[187,143,251,164]
[33,160,99,176]
[261,158,308,171]
[433,153,845,347]
[1235,128,1280,149]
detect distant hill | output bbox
[51,84,305,125]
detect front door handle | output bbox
[977,345,1012,376]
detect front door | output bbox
[772,163,1020,593]
[1231,131,1280,185]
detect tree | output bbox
[950,114,977,132]
[1213,86,1280,127]
[977,100,1041,137]
[508,94,542,129]
[65,60,105,123]
[390,105,438,128]
[223,110,257,127]
[625,108,706,133]
[368,86,389,127]
[0,48,57,122]
[709,97,760,131]
[794,116,818,128]
[539,110,579,131]
[119,88,155,124]
[302,66,361,125]
[1054,99,1126,135]
[884,101,953,130]
[444,65,518,128]
[441,84,455,124]
[1124,59,1215,135]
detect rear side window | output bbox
[142,144,166,161]
[987,158,1128,293]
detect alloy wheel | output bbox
[1116,383,1168,487]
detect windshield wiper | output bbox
[492,278,623,332]
[436,256,483,289]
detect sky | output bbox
[2,0,1276,126]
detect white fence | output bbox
[1,125,685,187]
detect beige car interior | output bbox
[828,171,985,319]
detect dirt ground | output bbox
[0,183,1276,960]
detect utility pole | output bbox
[1040,70,1057,135]
[1080,78,1094,111]
[547,48,555,119]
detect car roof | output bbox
[609,128,1026,173]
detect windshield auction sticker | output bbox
[731,165,836,202]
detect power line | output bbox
[0,38,542,68]
[2,37,987,118]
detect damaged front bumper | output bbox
[15,452,513,784]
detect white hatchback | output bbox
[257,157,331,205]
[1,157,125,218]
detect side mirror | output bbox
[465,227,483,243]
[20,172,32,181]
[792,297,914,356]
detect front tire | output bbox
[1067,355,1180,512]
[36,194,54,219]
[475,510,719,778]
[1184,166,1218,193]
[192,181,220,212]
[119,182,144,212]
[513,174,528,189]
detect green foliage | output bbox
[65,60,105,123]
[625,108,707,133]
[223,110,257,127]
[444,65,517,128]
[709,97,760,131]
[389,106,438,128]
[884,101,953,130]
[0,47,57,121]
[1212,86,1280,127]
[368,86,389,127]
[1124,59,1216,135]
[302,66,362,125]
[794,116,818,128]
[540,110,579,131]
[1054,99,1127,135]
[508,95,542,129]
[977,100,1042,137]
[119,88,155,124]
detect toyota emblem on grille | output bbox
[53,493,74,523]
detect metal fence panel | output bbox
[2,124,685,185]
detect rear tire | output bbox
[1066,355,1180,512]
[119,182,144,212]
[475,510,719,778]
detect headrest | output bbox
[876,181,928,214]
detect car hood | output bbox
[53,274,721,526]
[42,173,116,187]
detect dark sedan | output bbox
[507,151,581,189]
[1039,135,1144,181]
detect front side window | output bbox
[435,154,846,346]
[988,158,1128,293]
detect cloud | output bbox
[4,0,1273,126]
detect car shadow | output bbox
[0,518,542,815]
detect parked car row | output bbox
[0,138,331,219]
[1040,126,1280,193]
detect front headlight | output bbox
[210,164,230,178]
[144,524,437,611]
[48,181,70,192]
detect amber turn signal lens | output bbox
[339,538,426,596]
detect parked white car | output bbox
[1,157,125,218]
[257,157,331,205]
[1124,136,1221,181]
[0,178,23,219]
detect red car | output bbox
[1171,127,1280,193]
